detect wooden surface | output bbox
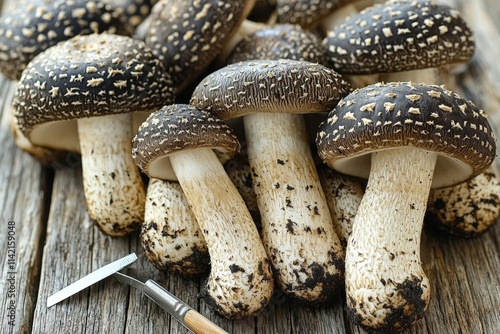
[1,0,500,333]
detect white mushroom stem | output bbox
[244,113,344,303]
[141,178,209,276]
[346,147,434,330]
[77,114,146,236]
[169,147,273,319]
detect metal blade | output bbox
[113,270,146,290]
[47,253,138,307]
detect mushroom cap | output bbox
[0,0,127,80]
[323,0,476,74]
[316,82,496,188]
[227,24,328,66]
[132,104,240,181]
[276,0,352,28]
[103,0,157,30]
[190,59,352,120]
[141,0,251,92]
[13,33,174,151]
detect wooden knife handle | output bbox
[184,309,228,334]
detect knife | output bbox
[114,270,228,334]
[47,253,228,334]
[47,252,138,307]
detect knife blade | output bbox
[47,253,138,307]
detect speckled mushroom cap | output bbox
[13,33,174,150]
[227,24,328,65]
[103,0,158,30]
[132,104,240,181]
[0,0,127,80]
[190,59,352,120]
[276,0,353,28]
[323,0,475,74]
[316,82,496,188]
[140,0,252,93]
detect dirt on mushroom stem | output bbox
[141,178,210,276]
[346,147,435,332]
[169,147,274,319]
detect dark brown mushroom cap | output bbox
[190,59,352,120]
[132,104,240,180]
[227,24,328,66]
[276,0,353,28]
[103,0,158,30]
[323,0,475,74]
[0,0,127,80]
[316,82,496,188]
[13,33,174,146]
[141,0,251,93]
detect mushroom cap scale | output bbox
[132,104,240,180]
[0,0,127,80]
[190,59,352,120]
[142,0,251,92]
[227,24,328,66]
[316,82,496,189]
[323,0,476,74]
[13,33,174,150]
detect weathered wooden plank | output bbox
[31,165,132,334]
[0,78,48,334]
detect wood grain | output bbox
[0,78,48,334]
[0,0,499,333]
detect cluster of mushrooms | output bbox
[2,0,499,332]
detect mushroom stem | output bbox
[141,178,210,276]
[77,114,145,236]
[346,146,434,331]
[244,112,344,304]
[168,147,273,319]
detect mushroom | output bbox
[13,33,174,236]
[141,178,210,276]
[137,0,257,94]
[191,59,351,304]
[227,23,332,141]
[0,0,126,80]
[316,81,496,332]
[317,164,365,250]
[324,0,475,77]
[426,167,500,238]
[132,104,274,319]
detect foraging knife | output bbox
[47,253,228,334]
